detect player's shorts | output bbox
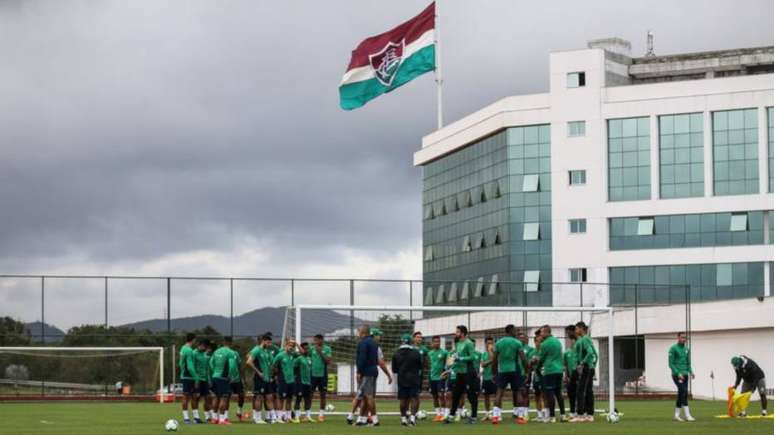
[532,376,543,393]
[253,376,276,396]
[230,381,244,395]
[197,380,210,396]
[311,376,328,393]
[295,382,312,398]
[741,378,766,395]
[496,372,524,391]
[482,379,497,395]
[212,378,231,397]
[541,373,562,392]
[356,376,376,399]
[398,385,420,400]
[430,380,447,395]
[181,379,196,395]
[277,380,296,400]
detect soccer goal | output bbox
[0,347,165,403]
[285,304,616,415]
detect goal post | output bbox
[0,347,165,403]
[288,304,616,415]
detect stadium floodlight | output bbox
[287,304,617,415]
[0,347,165,403]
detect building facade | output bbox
[415,38,774,398]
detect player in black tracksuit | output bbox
[392,335,423,426]
[732,355,767,416]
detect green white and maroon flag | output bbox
[339,2,436,110]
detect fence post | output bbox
[104,277,109,328]
[230,279,234,337]
[40,276,45,343]
[166,278,171,336]
[408,280,413,321]
[634,283,639,396]
[579,281,584,324]
[291,279,295,307]
[349,279,355,395]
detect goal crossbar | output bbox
[0,346,165,403]
[293,304,616,413]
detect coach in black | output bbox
[732,355,768,416]
[392,334,423,426]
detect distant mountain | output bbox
[23,322,65,343]
[121,306,360,338]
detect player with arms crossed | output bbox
[731,355,768,417]
[392,334,423,426]
[247,334,275,424]
[178,333,199,424]
[310,334,332,422]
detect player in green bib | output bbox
[571,321,598,422]
[535,325,566,422]
[293,342,314,423]
[273,339,298,423]
[444,325,479,424]
[517,331,534,422]
[480,337,496,421]
[247,334,275,424]
[490,324,529,424]
[178,333,199,424]
[427,335,449,421]
[192,339,211,424]
[310,334,332,422]
[227,347,245,422]
[669,331,695,422]
[209,336,236,425]
[563,325,579,418]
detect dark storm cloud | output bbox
[1,0,773,273]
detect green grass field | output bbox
[0,399,770,434]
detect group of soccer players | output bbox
[177,331,332,425]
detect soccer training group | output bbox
[176,320,768,426]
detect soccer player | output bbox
[428,335,448,422]
[412,331,429,417]
[205,341,216,423]
[531,331,545,421]
[192,339,210,424]
[274,339,298,423]
[516,331,532,423]
[572,321,598,423]
[264,332,282,416]
[731,355,767,416]
[490,325,528,424]
[444,325,479,424]
[228,345,246,422]
[353,325,378,426]
[479,337,496,421]
[294,342,315,423]
[535,325,566,423]
[179,333,198,424]
[310,334,332,422]
[247,334,275,424]
[563,325,578,419]
[209,336,235,425]
[668,331,695,422]
[392,334,423,426]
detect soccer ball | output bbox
[606,412,620,423]
[164,419,179,431]
[416,410,427,420]
[325,403,336,412]
[460,408,470,418]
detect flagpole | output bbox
[434,0,443,129]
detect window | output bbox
[569,268,588,283]
[659,113,704,199]
[730,213,748,232]
[712,108,759,196]
[474,233,486,249]
[569,219,587,234]
[424,287,433,305]
[447,283,458,302]
[423,205,434,220]
[462,235,472,252]
[569,170,586,185]
[488,274,499,296]
[524,270,540,292]
[568,121,586,137]
[459,281,470,300]
[424,246,433,262]
[522,174,540,192]
[435,285,445,304]
[716,264,733,286]
[637,217,655,235]
[523,223,540,240]
[608,117,651,201]
[494,228,503,245]
[474,277,485,298]
[567,72,586,88]
[460,191,472,208]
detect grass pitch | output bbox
[0,399,770,434]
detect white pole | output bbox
[607,308,615,414]
[159,348,164,404]
[295,305,301,345]
[434,0,443,129]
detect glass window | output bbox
[474,277,485,298]
[659,113,704,199]
[462,235,471,252]
[494,228,502,245]
[423,205,434,220]
[488,274,499,296]
[523,174,540,192]
[637,217,655,235]
[523,223,540,240]
[424,246,433,262]
[569,170,586,185]
[435,285,445,304]
[474,233,486,249]
[730,213,748,231]
[569,218,587,234]
[568,121,586,137]
[567,72,586,88]
[609,116,650,201]
[716,264,733,286]
[424,287,433,305]
[524,270,540,292]
[447,283,458,302]
[459,282,469,300]
[569,268,588,283]
[713,109,759,196]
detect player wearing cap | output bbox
[731,355,767,417]
[392,334,423,426]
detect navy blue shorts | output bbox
[182,379,196,395]
[398,385,420,400]
[532,376,543,393]
[277,381,295,399]
[311,376,327,393]
[482,379,497,395]
[295,383,312,398]
[197,381,210,396]
[253,376,276,396]
[230,381,244,395]
[541,373,562,392]
[430,380,447,395]
[496,372,524,390]
[212,378,231,397]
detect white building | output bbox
[415,38,774,399]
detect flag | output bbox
[339,2,436,110]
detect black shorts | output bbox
[197,381,210,396]
[277,381,295,399]
[532,377,543,393]
[230,381,244,395]
[541,373,562,392]
[253,376,276,396]
[398,385,420,400]
[430,380,447,395]
[295,382,312,398]
[182,379,196,395]
[496,372,524,391]
[212,378,231,397]
[311,376,328,393]
[482,379,497,395]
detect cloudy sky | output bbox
[2,0,774,327]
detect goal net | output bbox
[0,347,165,402]
[284,305,616,415]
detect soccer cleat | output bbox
[491,416,500,425]
[346,416,354,425]
[401,418,409,426]
[193,418,204,424]
[290,417,301,424]
[673,415,684,422]
[560,414,569,422]
[570,416,584,423]
[762,410,768,416]
[684,415,695,422]
[433,414,443,422]
[303,416,316,423]
[318,415,326,422]
[255,419,267,425]
[466,417,477,424]
[586,415,594,422]
[183,419,192,425]
[237,414,243,422]
[209,418,219,425]
[546,417,556,423]
[454,414,461,423]
[516,416,528,425]
[443,416,453,424]
[219,419,232,425]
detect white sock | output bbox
[410,415,416,423]
[219,413,225,422]
[347,412,354,419]
[253,410,261,422]
[319,409,324,417]
[182,410,189,420]
[493,406,501,418]
[513,407,518,417]
[192,410,200,419]
[372,415,380,424]
[237,406,243,415]
[306,410,311,418]
[224,410,229,420]
[520,407,527,417]
[683,406,692,417]
[543,408,550,418]
[675,408,681,418]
